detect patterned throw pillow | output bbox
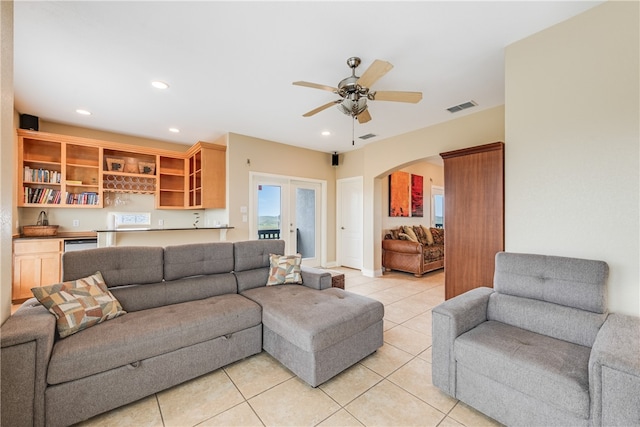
[398,232,417,242]
[431,227,445,245]
[267,253,303,286]
[403,226,418,242]
[31,271,126,338]
[413,226,429,246]
[421,225,435,245]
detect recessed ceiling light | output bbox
[151,81,169,89]
[321,131,331,136]
[76,109,91,115]
[169,127,180,133]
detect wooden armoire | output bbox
[440,142,504,300]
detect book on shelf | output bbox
[66,180,83,185]
[65,191,99,205]
[23,166,61,184]
[23,187,61,204]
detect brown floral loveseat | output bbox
[382,225,444,276]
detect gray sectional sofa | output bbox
[432,252,640,427]
[0,239,384,427]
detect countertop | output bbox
[13,231,97,241]
[93,227,234,232]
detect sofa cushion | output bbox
[488,293,607,347]
[110,273,238,312]
[234,239,285,272]
[493,252,608,313]
[267,253,302,285]
[31,271,126,338]
[421,225,434,245]
[455,320,591,419]
[62,247,164,287]
[242,285,383,353]
[413,225,429,246]
[402,226,418,242]
[430,227,444,245]
[424,244,444,264]
[46,293,261,385]
[164,242,234,281]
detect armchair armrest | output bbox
[589,313,640,426]
[1,299,57,427]
[300,266,332,290]
[382,239,422,254]
[431,287,494,396]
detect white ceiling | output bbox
[13,1,603,154]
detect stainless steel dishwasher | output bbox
[64,238,98,252]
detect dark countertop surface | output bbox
[13,232,97,241]
[93,227,234,232]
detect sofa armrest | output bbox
[431,287,494,397]
[1,298,57,427]
[382,239,422,254]
[589,313,640,426]
[300,266,332,290]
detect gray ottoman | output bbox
[241,285,384,386]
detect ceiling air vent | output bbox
[447,100,477,113]
[359,133,377,140]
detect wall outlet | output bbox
[158,219,164,226]
[72,219,80,227]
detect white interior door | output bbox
[338,177,363,269]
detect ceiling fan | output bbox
[293,57,422,124]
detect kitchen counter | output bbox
[94,227,234,232]
[13,231,97,241]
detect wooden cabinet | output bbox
[157,155,187,209]
[187,142,226,209]
[440,142,504,300]
[66,143,101,205]
[12,239,63,302]
[103,147,157,196]
[17,130,226,210]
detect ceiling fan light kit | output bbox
[293,56,423,126]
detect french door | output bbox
[252,173,324,267]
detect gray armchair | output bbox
[432,252,640,426]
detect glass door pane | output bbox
[257,184,281,240]
[295,187,315,258]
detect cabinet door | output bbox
[13,252,61,301]
[187,143,226,209]
[13,240,62,302]
[201,145,226,209]
[157,155,187,209]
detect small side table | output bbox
[327,270,345,289]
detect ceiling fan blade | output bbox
[293,81,337,93]
[357,109,372,124]
[357,60,393,88]
[372,91,423,103]
[303,100,341,117]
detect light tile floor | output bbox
[76,268,502,427]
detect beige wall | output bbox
[226,132,337,263]
[505,1,639,315]
[339,106,506,276]
[0,1,14,324]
